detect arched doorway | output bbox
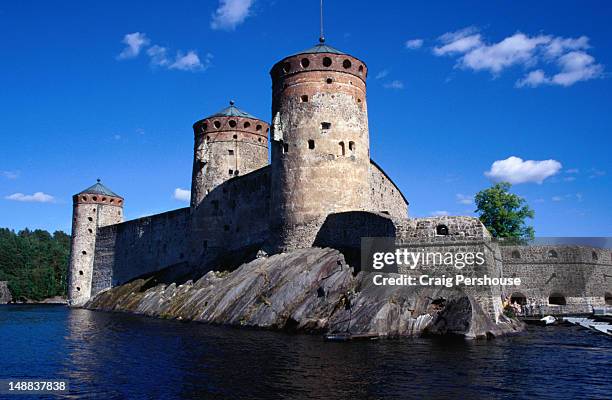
[510,292,527,306]
[549,293,566,306]
[605,292,612,306]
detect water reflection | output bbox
[1,305,611,399]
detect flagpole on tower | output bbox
[319,0,325,43]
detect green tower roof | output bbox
[292,42,346,56]
[78,179,120,197]
[208,101,258,119]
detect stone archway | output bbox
[510,292,527,306]
[605,292,612,306]
[549,292,566,306]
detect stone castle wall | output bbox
[91,207,189,296]
[500,245,612,314]
[190,166,271,268]
[369,160,409,219]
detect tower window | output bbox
[326,78,333,84]
[592,251,598,261]
[548,250,558,258]
[321,122,331,130]
[338,142,345,156]
[233,134,238,139]
[258,138,262,142]
[301,58,310,68]
[229,169,234,176]
[228,149,234,155]
[92,196,97,201]
[244,121,251,128]
[322,57,332,67]
[202,123,207,131]
[76,287,80,291]
[358,65,364,74]
[235,170,239,176]
[283,143,289,153]
[88,217,93,222]
[214,121,221,129]
[82,196,87,201]
[283,62,291,73]
[88,229,93,233]
[349,141,355,152]
[256,124,262,131]
[343,59,352,69]
[82,250,87,255]
[79,270,84,275]
[301,95,308,102]
[229,120,237,128]
[308,140,315,149]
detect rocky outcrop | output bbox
[0,281,12,304]
[86,248,523,338]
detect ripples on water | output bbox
[0,305,610,399]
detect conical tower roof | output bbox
[207,101,258,120]
[77,179,120,197]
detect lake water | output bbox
[0,305,610,399]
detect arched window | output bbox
[511,250,521,259]
[436,224,449,236]
[549,293,566,306]
[349,141,355,153]
[338,142,345,156]
[548,249,558,258]
[510,292,527,306]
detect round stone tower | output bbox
[190,101,269,210]
[269,39,370,251]
[68,180,123,306]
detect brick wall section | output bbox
[369,160,409,219]
[90,207,189,296]
[501,245,612,313]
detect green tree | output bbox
[474,182,535,240]
[0,227,70,301]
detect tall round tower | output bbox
[67,180,123,306]
[269,39,370,250]
[190,101,269,210]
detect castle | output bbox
[67,39,612,320]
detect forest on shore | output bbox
[0,228,70,301]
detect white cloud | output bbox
[484,156,562,184]
[431,210,450,217]
[210,0,254,31]
[1,170,19,179]
[170,51,211,71]
[383,80,404,90]
[551,196,563,202]
[173,188,190,202]
[434,28,603,87]
[563,176,576,182]
[117,32,150,59]
[405,39,424,49]
[588,168,606,179]
[566,168,579,174]
[5,192,55,203]
[375,69,389,80]
[456,194,473,205]
[147,45,170,67]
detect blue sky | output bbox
[1,1,610,236]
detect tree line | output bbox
[0,228,70,301]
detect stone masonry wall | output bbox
[369,160,409,219]
[190,166,270,268]
[91,207,189,296]
[501,245,612,314]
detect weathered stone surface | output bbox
[86,248,523,339]
[0,281,12,304]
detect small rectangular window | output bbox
[308,139,315,149]
[228,149,234,155]
[301,95,309,102]
[349,141,355,151]
[321,122,331,130]
[229,169,233,175]
[283,143,289,153]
